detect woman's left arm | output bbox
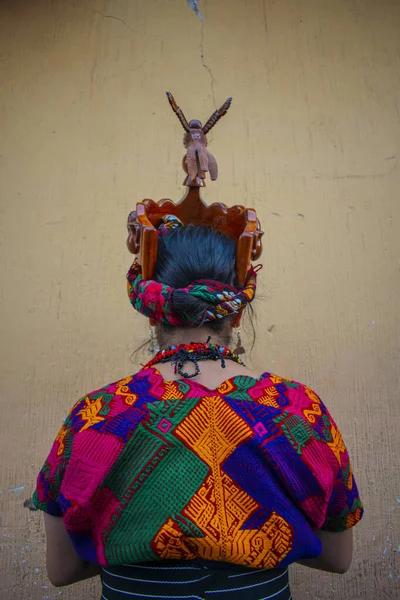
[43,514,101,587]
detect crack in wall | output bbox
[94,9,136,33]
[91,8,145,84]
[187,1,215,111]
[262,0,269,43]
[200,20,216,111]
[103,61,146,82]
[187,0,204,20]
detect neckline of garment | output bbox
[148,366,270,393]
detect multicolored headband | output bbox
[127,255,260,327]
[127,214,260,325]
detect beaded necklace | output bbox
[142,337,245,379]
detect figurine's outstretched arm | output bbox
[166,92,190,132]
[202,97,232,134]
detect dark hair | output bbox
[130,225,256,361]
[154,225,236,335]
[155,225,237,286]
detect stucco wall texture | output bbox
[0,1,399,599]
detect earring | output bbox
[234,328,245,355]
[148,325,159,355]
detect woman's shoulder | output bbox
[220,369,323,410]
[58,371,147,433]
[219,371,339,456]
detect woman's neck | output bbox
[156,327,231,350]
[152,326,261,388]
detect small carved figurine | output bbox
[166,92,232,186]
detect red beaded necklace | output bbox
[142,338,245,379]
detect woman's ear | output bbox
[149,318,157,327]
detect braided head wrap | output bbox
[127,216,260,327]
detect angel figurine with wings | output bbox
[166,92,232,186]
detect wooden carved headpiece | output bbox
[127,93,263,286]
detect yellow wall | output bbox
[1,1,399,598]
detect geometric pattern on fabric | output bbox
[33,368,364,568]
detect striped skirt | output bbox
[101,560,291,600]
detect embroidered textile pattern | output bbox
[126,261,259,326]
[33,371,363,568]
